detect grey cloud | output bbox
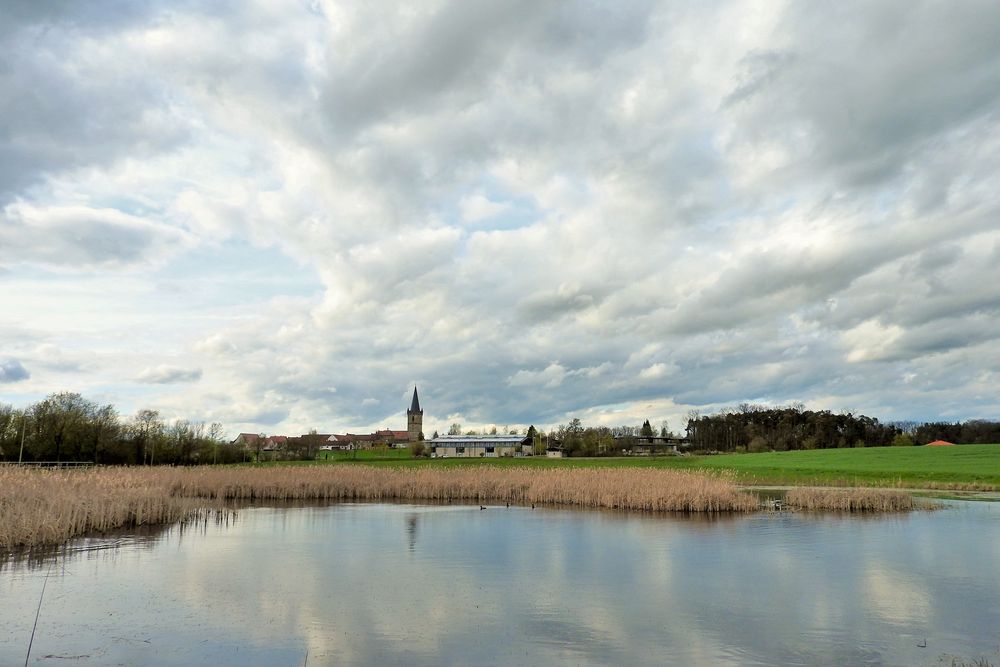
[321,1,652,134]
[322,1,535,131]
[0,204,189,269]
[234,408,288,427]
[724,51,797,108]
[3,1,1000,432]
[914,245,964,274]
[0,7,192,200]
[518,284,603,324]
[0,359,30,383]
[135,3,1000,427]
[136,365,203,385]
[866,315,1000,363]
[727,2,1000,188]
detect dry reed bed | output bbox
[0,467,205,548]
[785,487,915,512]
[2,465,917,548]
[2,466,755,547]
[166,466,760,513]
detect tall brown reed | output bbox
[0,467,206,548]
[3,465,921,548]
[785,487,915,512]
[165,465,761,513]
[1,465,760,547]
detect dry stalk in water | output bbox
[785,487,915,512]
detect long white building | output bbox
[429,434,530,458]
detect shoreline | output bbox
[741,484,1000,502]
[1,465,929,550]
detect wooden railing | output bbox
[4,461,97,469]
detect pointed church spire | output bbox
[409,386,422,413]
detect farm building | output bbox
[925,440,955,446]
[430,434,531,458]
[619,436,689,455]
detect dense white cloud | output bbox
[458,192,513,224]
[2,1,999,435]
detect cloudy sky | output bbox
[2,1,999,437]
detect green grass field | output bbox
[303,445,1000,489]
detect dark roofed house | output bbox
[263,435,287,451]
[232,433,260,448]
[375,429,411,447]
[327,433,372,450]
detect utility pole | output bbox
[18,414,26,464]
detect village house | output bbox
[326,430,410,450]
[231,433,260,449]
[232,387,425,454]
[327,387,424,450]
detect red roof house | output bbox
[925,440,955,446]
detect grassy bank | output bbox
[685,445,1000,489]
[309,445,1000,489]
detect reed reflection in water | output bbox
[1,501,997,666]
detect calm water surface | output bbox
[1,501,998,666]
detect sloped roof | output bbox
[925,440,955,446]
[409,386,421,413]
[429,435,528,446]
[330,433,376,442]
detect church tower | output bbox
[407,386,423,442]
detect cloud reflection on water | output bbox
[1,502,998,666]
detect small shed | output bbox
[925,440,955,446]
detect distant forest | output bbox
[684,404,1000,452]
[905,420,1000,446]
[1,393,998,464]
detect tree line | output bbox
[4,393,996,464]
[685,404,1000,452]
[442,408,1000,456]
[0,392,244,465]
[902,419,1000,445]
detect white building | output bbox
[429,434,530,458]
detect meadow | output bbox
[313,444,1000,489]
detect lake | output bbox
[2,501,998,666]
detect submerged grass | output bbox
[0,464,923,548]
